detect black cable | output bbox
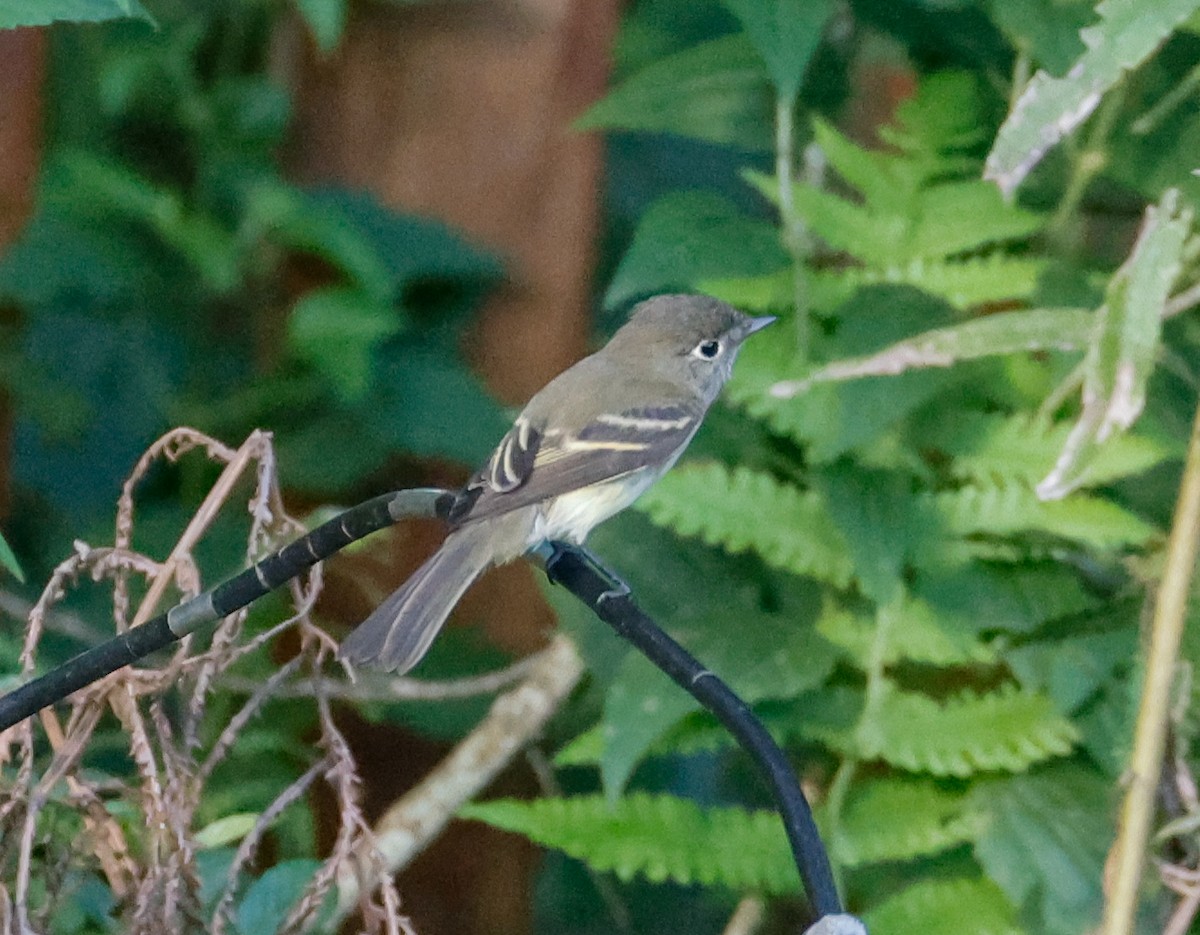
[0,486,846,921]
[0,489,452,733]
[542,542,844,919]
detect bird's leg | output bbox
[536,541,632,603]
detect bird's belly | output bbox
[531,470,661,546]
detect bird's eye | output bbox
[694,339,722,360]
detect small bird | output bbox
[339,293,775,673]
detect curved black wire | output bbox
[0,487,846,919]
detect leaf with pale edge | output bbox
[985,0,1200,195]
[853,682,1078,776]
[461,794,799,895]
[775,307,1092,398]
[863,877,1022,935]
[1038,190,1191,499]
[835,779,987,867]
[637,463,854,586]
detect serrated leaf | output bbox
[776,307,1092,397]
[836,779,987,867]
[936,412,1171,488]
[855,682,1078,776]
[637,463,854,586]
[0,0,153,28]
[817,594,996,668]
[576,35,774,150]
[972,766,1110,935]
[461,794,799,894]
[605,191,788,309]
[985,0,1200,195]
[930,480,1157,550]
[908,180,1044,258]
[863,876,1021,935]
[812,253,1047,312]
[722,0,833,99]
[1038,190,1192,498]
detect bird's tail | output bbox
[339,528,495,674]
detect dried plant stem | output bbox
[333,634,584,923]
[721,896,766,935]
[1102,398,1200,935]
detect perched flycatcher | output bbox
[339,293,775,673]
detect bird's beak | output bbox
[742,315,777,337]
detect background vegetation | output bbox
[2,0,1200,934]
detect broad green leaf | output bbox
[294,0,345,52]
[855,682,1078,775]
[775,307,1093,398]
[288,286,404,400]
[462,794,800,895]
[863,876,1022,935]
[0,532,24,583]
[988,0,1092,74]
[1005,627,1136,712]
[637,463,854,586]
[576,34,774,151]
[235,859,321,935]
[817,465,916,604]
[721,0,834,99]
[605,191,788,309]
[985,0,1200,195]
[0,0,152,28]
[913,563,1100,637]
[1038,190,1192,498]
[972,766,1110,935]
[195,813,258,849]
[836,779,987,867]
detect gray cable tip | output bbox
[804,915,867,935]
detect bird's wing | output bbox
[447,405,700,526]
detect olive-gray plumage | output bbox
[339,294,774,673]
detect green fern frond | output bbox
[933,412,1172,488]
[929,481,1157,550]
[856,682,1078,776]
[863,876,1022,935]
[637,463,854,586]
[812,253,1045,311]
[835,778,987,867]
[817,595,996,668]
[461,794,798,895]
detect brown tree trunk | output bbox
[0,27,46,522]
[282,3,620,932]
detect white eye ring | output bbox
[693,339,722,360]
